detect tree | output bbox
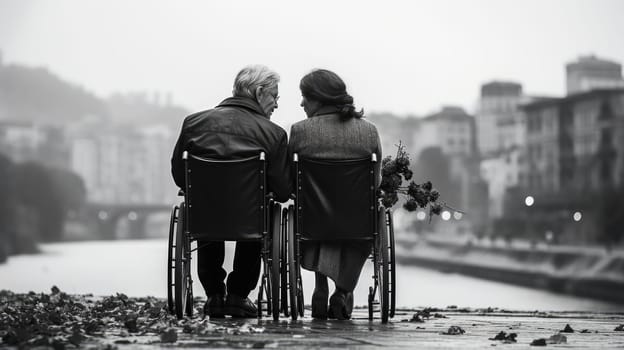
[48,168,87,211]
[0,153,16,261]
[13,162,62,241]
[11,162,85,242]
[598,187,624,247]
[412,147,461,207]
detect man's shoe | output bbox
[203,294,225,318]
[311,287,329,320]
[225,294,257,318]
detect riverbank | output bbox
[1,289,624,349]
[395,235,624,304]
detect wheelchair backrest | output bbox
[295,154,377,241]
[183,152,266,240]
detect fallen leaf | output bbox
[160,328,177,343]
[561,324,574,333]
[489,331,517,342]
[408,314,424,323]
[68,331,86,346]
[547,333,567,344]
[441,326,465,335]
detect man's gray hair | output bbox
[232,65,280,98]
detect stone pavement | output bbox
[109,307,624,349]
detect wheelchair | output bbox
[283,153,396,323]
[167,151,283,320]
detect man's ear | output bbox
[255,86,263,100]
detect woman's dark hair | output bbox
[300,69,364,120]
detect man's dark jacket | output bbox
[171,97,291,202]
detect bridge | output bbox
[83,202,175,240]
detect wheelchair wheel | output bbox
[167,205,179,314]
[260,231,271,318]
[271,202,281,321]
[287,205,299,320]
[387,209,396,318]
[376,208,390,323]
[174,203,192,319]
[281,208,289,318]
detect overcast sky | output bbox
[1,0,623,127]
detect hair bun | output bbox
[339,94,354,105]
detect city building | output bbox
[409,106,487,234]
[412,106,476,158]
[68,117,178,205]
[480,147,522,219]
[522,88,624,192]
[475,81,556,223]
[518,88,624,243]
[476,82,527,223]
[566,55,624,95]
[0,120,70,169]
[476,81,527,157]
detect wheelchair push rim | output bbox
[377,207,390,323]
[271,202,281,321]
[174,203,193,319]
[167,205,179,314]
[287,205,300,320]
[387,209,396,318]
[281,208,290,318]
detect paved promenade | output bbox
[105,307,624,349]
[2,290,623,349]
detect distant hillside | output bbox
[106,92,189,127]
[0,60,189,125]
[0,63,108,123]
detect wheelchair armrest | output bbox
[178,189,185,196]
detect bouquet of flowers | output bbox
[379,142,457,220]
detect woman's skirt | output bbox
[300,240,372,291]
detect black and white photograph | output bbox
[1,1,623,348]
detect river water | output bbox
[1,239,623,312]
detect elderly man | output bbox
[171,65,290,318]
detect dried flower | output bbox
[403,199,418,212]
[379,141,460,218]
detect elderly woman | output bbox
[288,69,382,320]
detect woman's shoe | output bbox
[345,291,354,316]
[311,288,328,319]
[311,273,329,320]
[328,290,351,320]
